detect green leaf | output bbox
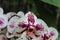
[41,0,60,7]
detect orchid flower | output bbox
[15,11,48,40]
[0,34,7,40]
[6,11,24,38]
[40,27,58,40]
[13,11,25,37]
[0,8,8,29]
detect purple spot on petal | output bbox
[50,31,55,36]
[0,18,4,26]
[10,22,14,28]
[18,22,27,28]
[28,13,35,24]
[0,20,3,25]
[35,24,44,31]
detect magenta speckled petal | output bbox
[28,13,35,24]
[50,31,55,36]
[18,22,27,28]
[35,23,44,31]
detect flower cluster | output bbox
[0,7,58,40]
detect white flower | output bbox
[6,11,25,38]
[0,8,8,29]
[0,15,8,28]
[40,27,58,40]
[48,27,58,40]
[6,16,20,38]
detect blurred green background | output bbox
[0,0,60,40]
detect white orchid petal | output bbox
[7,25,15,33]
[0,8,8,29]
[7,16,20,38]
[17,11,24,17]
[0,15,8,28]
[0,7,3,15]
[49,27,58,40]
[25,11,37,23]
[6,22,15,38]
[35,19,48,30]
[7,21,14,33]
[14,17,27,36]
[34,19,48,36]
[7,12,16,19]
[7,16,20,33]
[20,16,28,23]
[16,16,28,27]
